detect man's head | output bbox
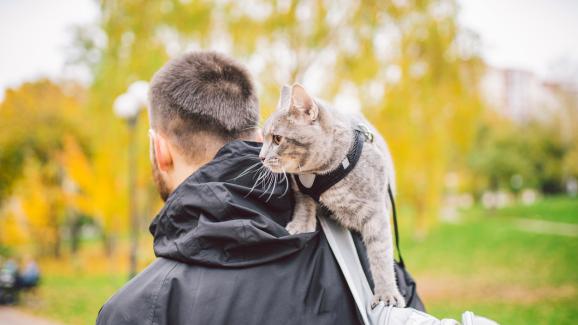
[148,51,260,200]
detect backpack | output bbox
[320,188,498,325]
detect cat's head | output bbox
[259,83,329,174]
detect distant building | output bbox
[480,66,563,122]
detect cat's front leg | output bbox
[286,179,317,235]
[361,208,406,308]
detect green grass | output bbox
[463,195,578,224]
[403,196,578,324]
[23,273,126,325]
[19,195,578,324]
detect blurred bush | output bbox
[469,120,568,195]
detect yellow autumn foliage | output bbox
[0,0,490,256]
[60,136,128,238]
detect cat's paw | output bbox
[371,290,406,308]
[286,220,316,235]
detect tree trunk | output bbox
[69,216,83,255]
[102,232,116,257]
[53,230,61,258]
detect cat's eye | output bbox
[272,134,283,145]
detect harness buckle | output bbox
[355,124,374,143]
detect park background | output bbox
[1,0,577,324]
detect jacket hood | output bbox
[149,140,317,267]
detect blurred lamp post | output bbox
[113,81,149,279]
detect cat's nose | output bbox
[259,155,265,162]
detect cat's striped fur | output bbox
[259,84,404,307]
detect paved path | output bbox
[513,218,578,237]
[0,307,62,325]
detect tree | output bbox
[0,81,86,203]
[72,0,483,236]
[0,80,86,256]
[468,116,571,195]
[60,136,129,255]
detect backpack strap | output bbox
[319,215,374,324]
[320,184,404,324]
[388,184,404,267]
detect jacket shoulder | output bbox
[96,258,179,325]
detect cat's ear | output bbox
[278,85,292,111]
[290,83,318,121]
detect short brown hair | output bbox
[149,51,259,160]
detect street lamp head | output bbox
[113,93,141,120]
[127,80,149,108]
[113,80,150,120]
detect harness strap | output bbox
[294,129,365,201]
[294,126,404,266]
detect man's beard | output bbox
[151,151,171,202]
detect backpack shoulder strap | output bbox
[319,183,404,324]
[319,215,373,324]
[388,184,404,267]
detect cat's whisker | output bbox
[251,165,266,179]
[246,167,267,197]
[262,172,274,199]
[255,169,267,186]
[252,168,270,194]
[267,171,278,195]
[232,161,263,180]
[280,167,289,198]
[266,172,278,202]
[259,169,274,198]
[228,153,262,181]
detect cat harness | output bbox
[293,124,373,202]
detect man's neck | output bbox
[168,139,226,191]
[168,132,259,193]
[171,164,200,191]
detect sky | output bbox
[0,0,577,101]
[0,0,99,101]
[458,0,578,77]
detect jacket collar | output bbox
[149,140,317,267]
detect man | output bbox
[96,51,421,325]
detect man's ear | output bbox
[290,83,318,121]
[152,131,173,172]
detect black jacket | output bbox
[96,140,422,325]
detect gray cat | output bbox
[259,83,405,307]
